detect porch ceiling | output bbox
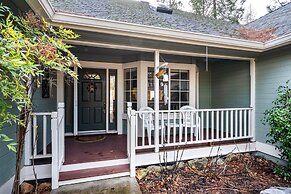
[70,30,260,60]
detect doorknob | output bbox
[103,102,106,113]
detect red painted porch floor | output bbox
[64,134,127,165]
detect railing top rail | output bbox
[31,112,53,116]
[134,107,253,114]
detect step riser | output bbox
[61,158,129,172]
[59,172,130,186]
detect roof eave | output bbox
[26,0,291,53]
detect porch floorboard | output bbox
[64,134,127,165]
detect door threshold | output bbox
[78,130,118,136]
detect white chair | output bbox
[138,107,156,145]
[180,106,201,140]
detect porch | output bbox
[23,44,256,189]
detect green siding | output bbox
[198,63,212,109]
[211,61,250,108]
[255,47,291,143]
[0,124,16,187]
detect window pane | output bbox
[131,91,137,101]
[181,92,189,101]
[181,81,189,91]
[131,68,137,79]
[131,80,137,88]
[170,70,179,79]
[170,103,179,110]
[125,69,130,79]
[171,92,179,101]
[171,80,179,90]
[125,80,131,90]
[180,71,189,80]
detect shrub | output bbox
[263,80,291,179]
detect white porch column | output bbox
[154,51,160,153]
[250,59,256,142]
[73,66,78,136]
[57,72,64,103]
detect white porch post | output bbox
[154,51,160,153]
[250,59,256,142]
[51,112,59,189]
[73,66,78,136]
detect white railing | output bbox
[52,103,65,189]
[127,102,136,178]
[128,107,253,152]
[29,112,53,159]
[24,103,65,190]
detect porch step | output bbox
[59,164,130,186]
[60,158,129,172]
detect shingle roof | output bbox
[49,0,241,38]
[247,2,291,38]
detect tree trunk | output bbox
[213,0,217,18]
[12,108,30,194]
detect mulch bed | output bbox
[138,153,291,193]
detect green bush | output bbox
[263,80,291,179]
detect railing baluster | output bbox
[221,111,224,139]
[190,112,193,142]
[142,114,145,146]
[33,115,37,157]
[206,111,209,141]
[216,111,219,139]
[244,110,247,137]
[161,112,164,144]
[239,110,242,138]
[200,111,203,141]
[226,110,229,139]
[173,112,176,144]
[43,115,47,156]
[179,112,182,143]
[211,111,214,140]
[230,110,234,138]
[248,110,251,137]
[235,110,238,138]
[148,114,152,146]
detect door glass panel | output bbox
[109,69,117,130]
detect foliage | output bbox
[239,27,276,42]
[189,0,246,23]
[263,80,291,179]
[0,4,80,192]
[267,0,291,12]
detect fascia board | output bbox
[28,0,291,53]
[51,12,264,52]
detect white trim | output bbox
[59,172,130,187]
[28,0,291,54]
[106,69,109,133]
[66,40,254,61]
[73,66,78,136]
[21,164,52,181]
[65,132,74,136]
[136,142,256,166]
[256,142,281,159]
[250,59,256,141]
[61,158,129,172]
[75,61,123,134]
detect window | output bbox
[147,68,190,110]
[124,68,137,111]
[109,69,117,130]
[83,72,101,80]
[147,67,168,110]
[170,69,189,109]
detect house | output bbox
[1,0,291,192]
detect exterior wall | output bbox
[255,46,291,143]
[211,61,250,108]
[197,63,212,109]
[0,125,16,188]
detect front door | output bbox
[78,68,106,132]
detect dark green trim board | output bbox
[255,46,291,143]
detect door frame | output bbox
[73,61,123,136]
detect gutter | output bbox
[26,0,291,53]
